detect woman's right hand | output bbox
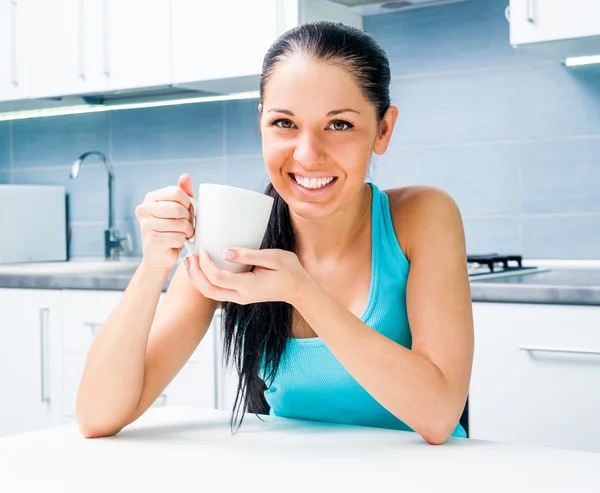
[135,173,195,273]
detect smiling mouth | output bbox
[290,173,338,190]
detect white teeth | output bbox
[294,175,334,190]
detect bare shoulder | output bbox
[383,185,464,260]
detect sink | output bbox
[0,258,142,276]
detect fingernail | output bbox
[223,249,235,260]
[184,256,190,269]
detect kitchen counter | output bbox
[0,257,172,291]
[0,407,598,492]
[0,259,599,305]
[470,268,600,306]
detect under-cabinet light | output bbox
[564,55,600,67]
[0,90,260,122]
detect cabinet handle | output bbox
[275,0,286,35]
[519,346,600,356]
[526,0,535,23]
[83,322,102,335]
[10,0,18,86]
[77,0,85,80]
[40,308,51,403]
[102,0,110,78]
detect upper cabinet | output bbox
[171,0,280,92]
[0,1,18,102]
[15,0,83,100]
[0,0,362,105]
[87,0,171,93]
[509,0,600,60]
[171,0,362,94]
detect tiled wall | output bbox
[0,0,599,259]
[366,0,600,260]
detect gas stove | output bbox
[467,254,549,281]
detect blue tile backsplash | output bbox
[1,0,599,259]
[0,122,10,170]
[12,113,109,168]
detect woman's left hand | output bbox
[184,248,311,305]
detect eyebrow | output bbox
[267,108,360,116]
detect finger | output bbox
[177,173,195,199]
[146,201,192,221]
[186,254,239,302]
[149,218,194,238]
[223,247,281,270]
[147,186,191,209]
[198,250,240,290]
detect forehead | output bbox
[262,54,368,110]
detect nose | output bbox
[293,131,326,169]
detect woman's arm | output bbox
[77,263,218,438]
[292,186,474,444]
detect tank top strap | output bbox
[367,182,410,273]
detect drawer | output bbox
[61,290,127,354]
[62,354,215,418]
[470,303,600,452]
[61,290,166,354]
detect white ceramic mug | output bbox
[184,183,275,273]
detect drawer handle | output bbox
[83,322,103,335]
[519,346,600,356]
[40,308,51,403]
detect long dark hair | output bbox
[221,20,392,431]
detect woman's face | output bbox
[259,55,397,219]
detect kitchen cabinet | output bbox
[60,289,217,421]
[83,0,171,93]
[0,289,62,436]
[0,0,171,103]
[0,1,22,102]
[509,0,600,60]
[13,0,84,100]
[1,287,219,435]
[170,0,362,94]
[469,302,600,453]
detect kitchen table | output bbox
[0,406,598,492]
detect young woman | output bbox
[76,21,474,445]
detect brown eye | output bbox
[274,119,295,129]
[328,120,352,131]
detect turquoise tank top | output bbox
[260,182,466,438]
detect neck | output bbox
[290,183,372,265]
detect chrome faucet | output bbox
[70,151,130,260]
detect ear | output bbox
[258,103,263,113]
[373,106,399,155]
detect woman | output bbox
[76,21,474,445]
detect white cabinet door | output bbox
[510,0,600,45]
[171,0,279,89]
[0,0,23,102]
[61,289,215,420]
[0,289,62,437]
[213,310,239,412]
[469,302,600,453]
[84,0,171,93]
[15,0,84,100]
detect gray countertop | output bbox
[470,268,600,306]
[0,259,599,306]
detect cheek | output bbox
[261,133,292,177]
[328,134,373,171]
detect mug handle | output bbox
[183,196,199,254]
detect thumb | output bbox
[177,173,194,198]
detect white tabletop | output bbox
[0,407,598,492]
